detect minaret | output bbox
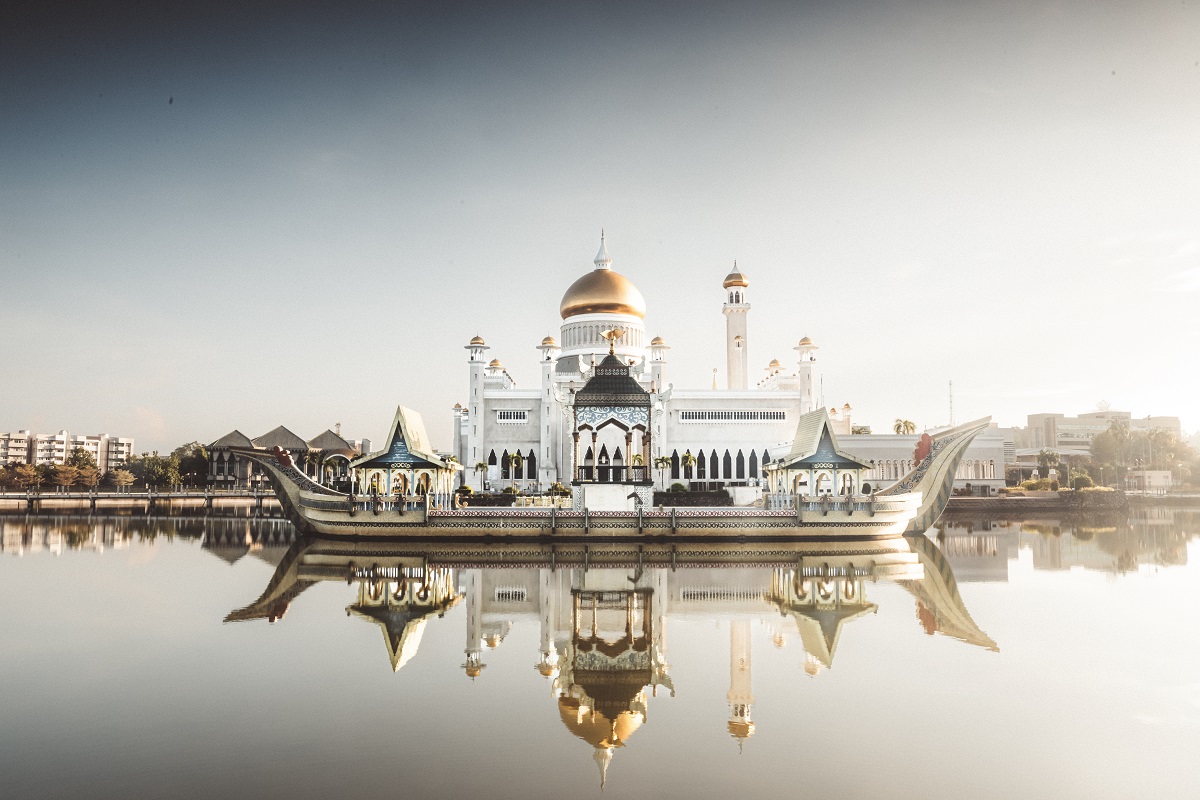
[465,335,489,469]
[536,567,559,678]
[727,619,755,749]
[794,336,819,414]
[648,336,670,391]
[537,335,561,487]
[722,264,750,391]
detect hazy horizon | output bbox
[3,0,1197,453]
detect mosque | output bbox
[452,235,1005,504]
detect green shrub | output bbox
[1071,474,1094,490]
[455,485,473,495]
[501,485,519,495]
[668,482,687,492]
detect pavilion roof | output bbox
[787,602,878,668]
[575,354,650,407]
[774,408,871,470]
[347,595,462,672]
[350,406,453,470]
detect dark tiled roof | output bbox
[308,429,352,451]
[575,354,651,407]
[252,425,309,450]
[210,430,254,448]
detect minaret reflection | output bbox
[726,620,755,750]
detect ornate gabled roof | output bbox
[252,425,309,451]
[787,602,878,668]
[350,406,453,470]
[307,429,352,451]
[348,595,462,672]
[574,354,651,407]
[775,408,871,470]
[209,429,254,448]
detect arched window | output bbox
[749,451,758,480]
[488,450,497,466]
[501,449,511,479]
[697,450,706,479]
[723,450,733,479]
[670,450,680,480]
[736,451,746,479]
[527,450,537,477]
[710,450,719,478]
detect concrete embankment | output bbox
[945,491,1130,516]
[0,491,279,515]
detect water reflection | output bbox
[220,533,1001,784]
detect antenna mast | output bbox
[949,381,955,426]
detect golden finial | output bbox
[600,328,625,355]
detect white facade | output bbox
[452,237,998,497]
[1,430,133,471]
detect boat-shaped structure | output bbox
[232,411,991,539]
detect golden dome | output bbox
[722,266,749,288]
[560,268,646,320]
[488,358,503,368]
[465,664,484,678]
[540,335,559,347]
[557,696,644,748]
[469,335,486,346]
[650,336,666,346]
[798,336,815,347]
[727,720,756,740]
[768,358,782,368]
[537,662,557,677]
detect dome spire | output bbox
[594,746,613,790]
[594,230,612,270]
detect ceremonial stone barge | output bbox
[235,394,991,539]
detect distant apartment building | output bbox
[0,431,32,465]
[1017,411,1182,454]
[0,430,134,472]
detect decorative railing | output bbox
[574,466,651,483]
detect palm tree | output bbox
[894,419,916,435]
[474,461,488,492]
[508,452,524,487]
[680,451,697,481]
[630,453,644,482]
[653,455,672,489]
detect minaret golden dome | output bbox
[559,235,647,320]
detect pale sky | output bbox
[2,0,1197,453]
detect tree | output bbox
[108,469,135,491]
[680,451,697,480]
[50,465,79,490]
[474,461,488,492]
[13,463,42,490]
[653,455,672,489]
[894,419,917,435]
[173,442,208,487]
[1037,449,1060,474]
[508,452,524,483]
[77,466,102,490]
[66,448,98,470]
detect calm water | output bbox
[2,508,1199,800]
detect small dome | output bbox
[469,335,486,346]
[768,358,782,368]
[722,266,749,289]
[650,336,666,346]
[727,720,755,740]
[798,336,815,347]
[453,402,462,409]
[488,359,503,368]
[843,403,852,410]
[540,335,559,347]
[465,664,483,678]
[536,662,556,677]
